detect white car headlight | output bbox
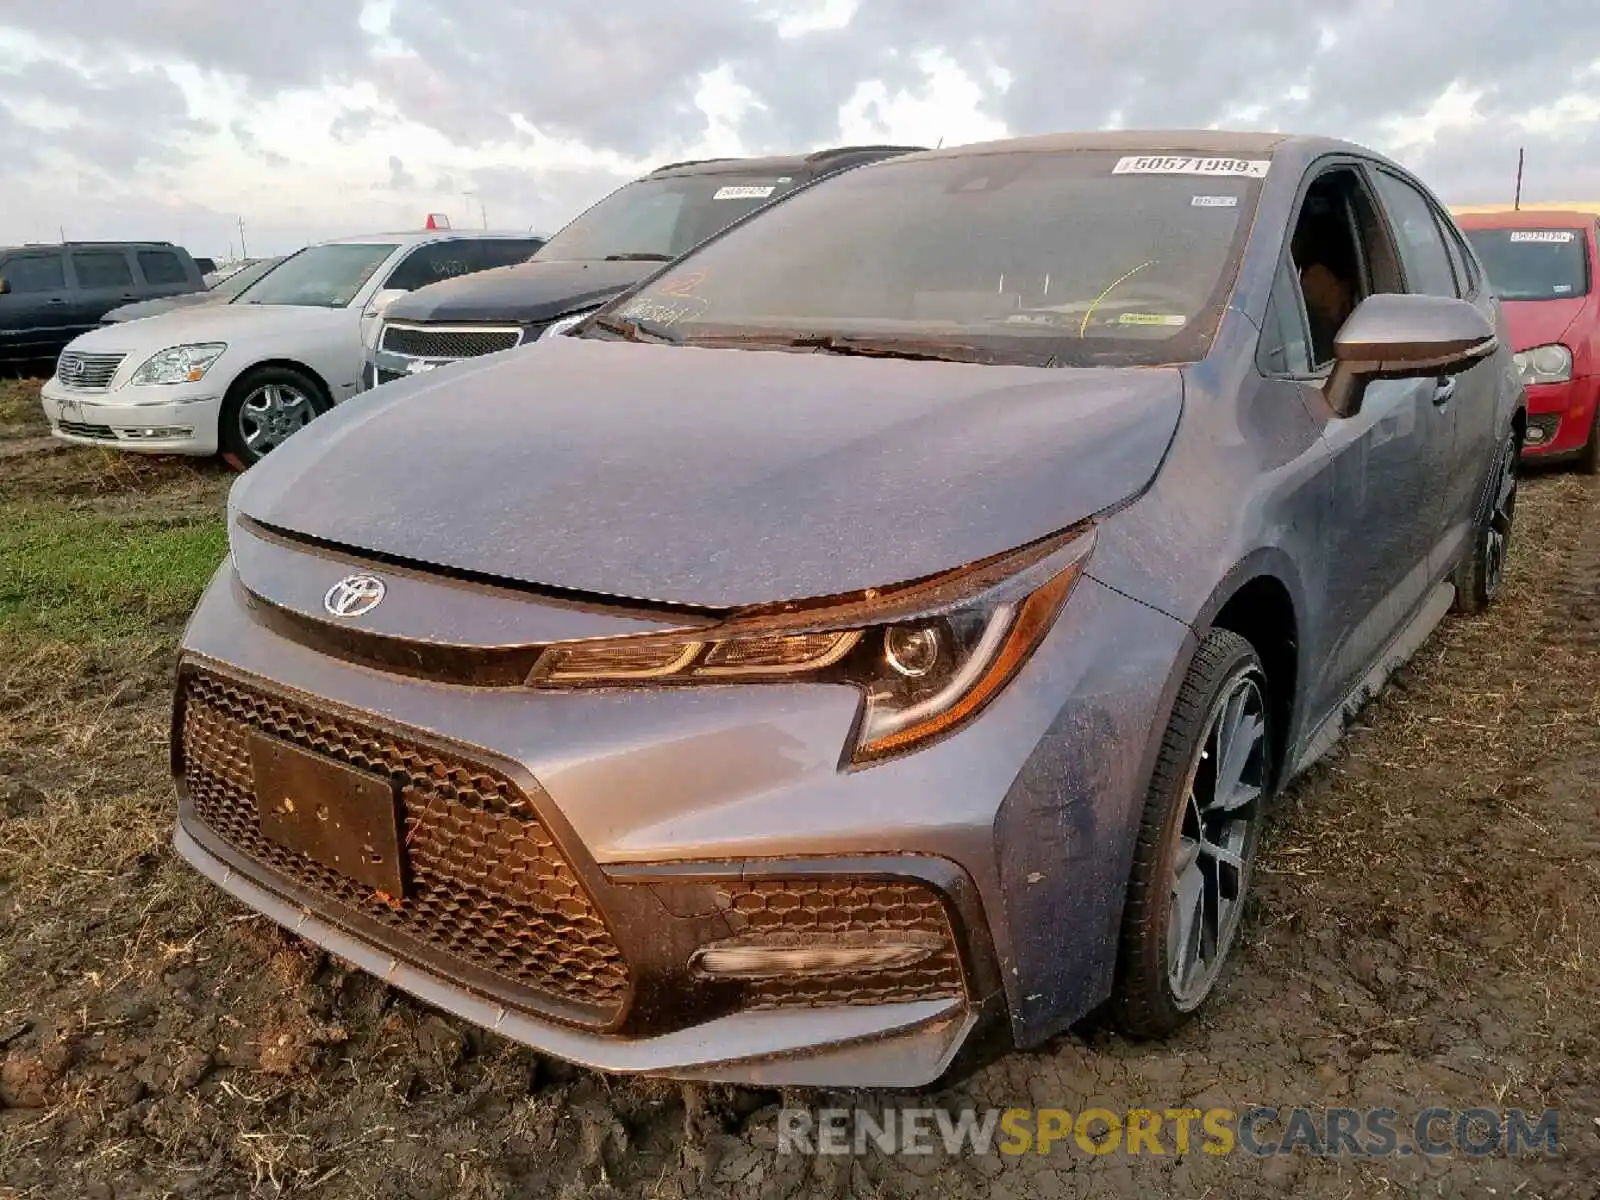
[541,309,597,339]
[1513,343,1572,386]
[129,343,227,386]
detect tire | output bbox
[1577,407,1600,476]
[1452,428,1519,615]
[219,365,329,471]
[1113,629,1271,1038]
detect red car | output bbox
[1456,208,1600,471]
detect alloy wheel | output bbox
[1483,441,1518,599]
[239,382,313,458]
[1166,668,1267,1010]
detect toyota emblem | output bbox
[324,573,387,618]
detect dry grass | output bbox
[1,371,1597,1197]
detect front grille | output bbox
[712,878,965,1009]
[179,670,630,1024]
[56,351,126,391]
[55,420,116,440]
[374,367,405,388]
[380,325,521,359]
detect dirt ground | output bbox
[1,377,1597,1198]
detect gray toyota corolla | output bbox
[173,131,1523,1088]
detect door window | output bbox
[1370,172,1458,297]
[1286,167,1402,366]
[383,241,481,292]
[1,253,66,292]
[137,250,189,286]
[1257,256,1314,376]
[72,251,135,289]
[475,238,546,270]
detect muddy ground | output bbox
[1,377,1597,1197]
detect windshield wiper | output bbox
[685,331,1016,365]
[603,252,674,262]
[588,313,679,344]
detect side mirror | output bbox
[0,278,10,296]
[365,287,408,317]
[1324,293,1497,417]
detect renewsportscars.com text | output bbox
[777,1106,1561,1159]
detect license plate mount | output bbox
[250,731,405,896]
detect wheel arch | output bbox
[1191,552,1307,790]
[223,358,335,412]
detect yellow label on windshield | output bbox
[1117,313,1188,327]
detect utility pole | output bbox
[237,216,249,257]
[1514,147,1524,211]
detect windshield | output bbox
[215,257,282,300]
[1463,228,1590,301]
[593,150,1263,367]
[234,243,397,307]
[535,174,800,263]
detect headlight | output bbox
[540,309,597,339]
[129,343,227,386]
[527,527,1095,765]
[1513,343,1572,386]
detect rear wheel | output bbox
[1453,429,1519,614]
[219,365,328,470]
[1113,630,1271,1038]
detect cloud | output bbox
[2,0,1600,254]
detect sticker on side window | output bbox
[1113,156,1270,178]
[1192,195,1240,208]
[713,185,776,200]
[1508,230,1575,243]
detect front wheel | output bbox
[1576,406,1600,476]
[219,365,328,471]
[1453,428,1519,615]
[1113,630,1271,1038]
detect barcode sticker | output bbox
[1113,156,1270,178]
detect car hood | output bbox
[1498,296,1590,353]
[381,259,651,326]
[69,301,348,352]
[233,334,1183,609]
[103,292,221,323]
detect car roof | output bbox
[891,129,1297,160]
[315,229,556,248]
[646,145,925,179]
[1452,206,1600,226]
[1,240,188,253]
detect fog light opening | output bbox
[689,940,940,980]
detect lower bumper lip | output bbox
[173,820,983,1087]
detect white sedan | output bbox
[40,229,547,467]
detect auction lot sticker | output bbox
[1508,230,1575,243]
[1113,156,1270,178]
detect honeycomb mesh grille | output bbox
[179,670,629,1023]
[714,879,965,1008]
[380,325,521,359]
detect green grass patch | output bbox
[0,502,226,640]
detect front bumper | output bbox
[171,538,1188,1085]
[40,376,220,455]
[1522,376,1598,457]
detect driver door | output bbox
[1267,164,1445,723]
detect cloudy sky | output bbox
[3,0,1599,257]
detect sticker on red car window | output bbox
[1113,156,1269,178]
[713,185,776,200]
[1508,230,1575,243]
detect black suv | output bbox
[0,242,206,362]
[364,145,923,388]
